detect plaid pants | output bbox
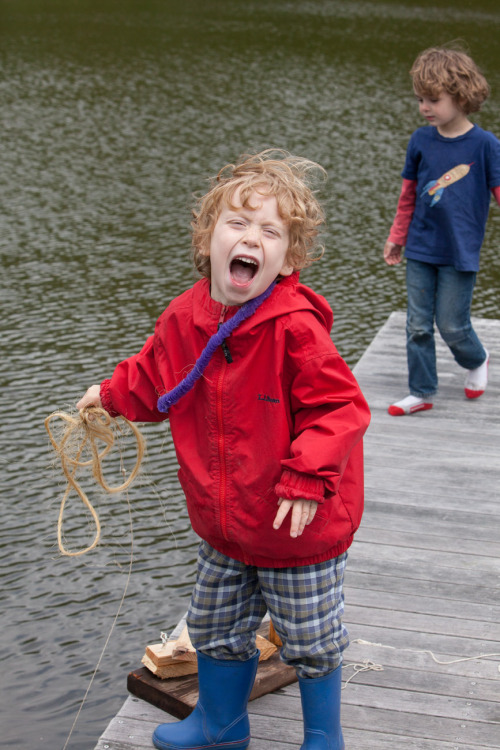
[186,541,349,678]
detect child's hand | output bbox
[383,240,403,265]
[76,384,102,410]
[273,498,318,538]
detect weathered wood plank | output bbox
[340,705,499,748]
[358,501,500,540]
[108,695,499,749]
[350,531,500,567]
[360,487,499,515]
[348,548,500,591]
[95,695,498,750]
[343,639,500,681]
[342,663,500,702]
[251,685,500,726]
[249,699,500,747]
[345,587,500,625]
[345,621,500,660]
[353,527,500,558]
[345,569,500,609]
[347,604,500,643]
[363,467,500,500]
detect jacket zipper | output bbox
[216,306,229,540]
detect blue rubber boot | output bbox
[152,650,259,750]
[298,665,345,749]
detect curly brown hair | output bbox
[191,149,327,279]
[410,45,489,115]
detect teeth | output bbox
[235,257,258,266]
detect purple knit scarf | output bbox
[157,281,276,413]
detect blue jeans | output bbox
[406,259,486,397]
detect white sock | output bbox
[465,349,489,390]
[388,394,434,416]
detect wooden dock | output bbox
[95,311,500,750]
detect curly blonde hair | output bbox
[410,45,490,115]
[191,149,327,279]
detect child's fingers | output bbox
[273,499,318,537]
[383,241,402,266]
[306,501,318,525]
[291,501,318,537]
[273,499,292,530]
[76,384,102,410]
[291,502,307,537]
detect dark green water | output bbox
[1,1,499,747]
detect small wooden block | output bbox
[141,653,198,678]
[171,625,196,662]
[144,630,276,674]
[255,634,277,661]
[145,641,177,667]
[268,620,283,647]
[146,625,195,666]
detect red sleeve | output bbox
[275,322,370,503]
[492,185,500,206]
[99,335,168,423]
[388,178,417,245]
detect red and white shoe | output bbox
[464,351,489,399]
[388,394,433,416]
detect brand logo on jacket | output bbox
[258,394,280,404]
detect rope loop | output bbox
[45,406,145,557]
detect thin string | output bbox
[342,638,500,688]
[45,406,143,747]
[61,480,134,750]
[342,659,384,688]
[352,638,500,665]
[45,407,145,556]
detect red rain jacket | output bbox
[100,273,370,567]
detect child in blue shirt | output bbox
[383,45,500,415]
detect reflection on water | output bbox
[1,1,499,747]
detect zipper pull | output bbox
[218,306,233,364]
[220,339,233,364]
[218,306,228,326]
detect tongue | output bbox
[231,260,254,284]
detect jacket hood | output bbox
[192,272,334,335]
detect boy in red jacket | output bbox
[77,150,370,750]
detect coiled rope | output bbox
[45,406,145,556]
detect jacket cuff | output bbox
[275,469,325,504]
[100,379,120,417]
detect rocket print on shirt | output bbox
[421,163,473,206]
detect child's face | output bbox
[415,90,467,134]
[206,189,293,306]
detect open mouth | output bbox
[230,256,259,285]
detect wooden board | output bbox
[128,649,297,719]
[127,624,297,719]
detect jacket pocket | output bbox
[249,489,350,560]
